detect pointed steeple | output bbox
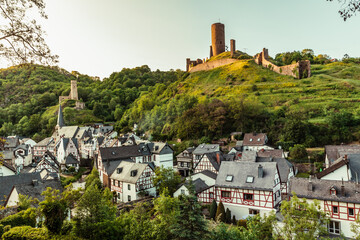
[57,104,65,129]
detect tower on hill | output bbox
[70,80,78,100]
[211,23,225,57]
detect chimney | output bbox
[344,154,348,161]
[308,175,313,191]
[258,164,263,178]
[216,153,220,164]
[341,178,345,196]
[32,179,38,186]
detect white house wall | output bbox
[154,153,173,169]
[6,188,19,207]
[174,185,190,198]
[320,165,350,181]
[0,166,15,176]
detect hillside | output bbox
[120,58,360,148]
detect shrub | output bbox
[225,208,231,223]
[2,226,49,240]
[215,202,226,222]
[209,200,217,220]
[0,208,37,228]
[237,219,247,228]
[68,166,75,173]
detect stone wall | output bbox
[189,58,239,73]
[255,48,311,79]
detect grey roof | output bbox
[57,126,79,139]
[216,161,278,191]
[12,179,62,204]
[197,152,225,171]
[1,161,16,173]
[193,170,218,180]
[35,137,52,147]
[256,157,294,183]
[65,154,78,165]
[57,104,65,128]
[257,149,284,158]
[325,145,360,165]
[347,154,360,182]
[97,137,105,146]
[193,144,220,155]
[0,172,42,205]
[289,177,360,204]
[99,143,151,161]
[14,144,29,156]
[110,161,149,184]
[193,178,209,194]
[148,142,173,154]
[4,137,19,149]
[236,141,243,146]
[2,150,13,160]
[241,151,257,162]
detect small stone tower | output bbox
[211,23,225,56]
[230,39,236,57]
[70,80,78,100]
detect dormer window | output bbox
[257,138,261,142]
[130,170,137,177]
[246,176,254,183]
[249,138,253,142]
[117,167,123,174]
[226,175,233,182]
[330,187,336,196]
[111,151,116,155]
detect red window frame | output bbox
[221,190,231,199]
[244,193,254,201]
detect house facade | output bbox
[242,133,274,152]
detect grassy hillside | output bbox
[120,58,360,147]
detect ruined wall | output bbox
[186,58,203,72]
[189,58,238,73]
[254,48,311,79]
[211,23,225,56]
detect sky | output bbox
[27,0,360,79]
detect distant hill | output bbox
[120,58,360,147]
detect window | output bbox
[333,206,338,214]
[244,193,253,201]
[128,195,131,202]
[246,176,254,183]
[209,192,214,199]
[226,175,233,182]
[181,162,184,167]
[249,209,259,215]
[221,191,231,198]
[118,181,120,187]
[181,189,185,195]
[113,179,115,186]
[128,184,131,190]
[146,172,151,177]
[328,221,340,234]
[117,193,120,199]
[349,208,354,216]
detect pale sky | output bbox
[34,0,360,79]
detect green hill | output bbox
[120,58,360,148]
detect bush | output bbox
[68,166,75,173]
[0,208,37,228]
[225,208,231,223]
[289,144,308,160]
[2,226,49,240]
[215,202,226,222]
[209,200,217,220]
[237,219,247,228]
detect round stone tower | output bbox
[70,80,78,100]
[211,23,225,56]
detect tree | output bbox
[152,166,182,196]
[0,0,58,64]
[275,193,329,239]
[225,208,231,224]
[171,194,208,240]
[215,201,226,223]
[351,214,360,239]
[327,0,360,21]
[85,167,102,189]
[209,199,217,220]
[289,144,308,160]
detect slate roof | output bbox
[325,145,360,165]
[193,170,218,180]
[193,178,209,194]
[243,133,267,146]
[256,157,294,183]
[348,154,360,182]
[35,137,52,147]
[241,151,257,162]
[99,144,151,161]
[57,126,79,139]
[2,151,13,160]
[193,144,220,155]
[1,161,16,173]
[197,151,225,171]
[148,142,173,154]
[289,177,360,204]
[110,161,149,184]
[176,147,195,159]
[57,104,65,128]
[65,153,78,165]
[316,158,348,179]
[0,172,42,205]
[4,137,19,149]
[97,137,105,146]
[257,149,284,158]
[216,161,278,191]
[11,179,63,204]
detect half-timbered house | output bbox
[289,177,360,238]
[192,144,220,167]
[176,147,195,177]
[110,161,156,203]
[242,133,273,152]
[194,152,224,174]
[215,161,281,220]
[32,151,60,175]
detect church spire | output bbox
[56,103,65,129]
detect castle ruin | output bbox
[59,80,85,109]
[186,22,236,72]
[254,48,311,79]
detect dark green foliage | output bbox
[2,226,49,240]
[237,219,247,228]
[153,166,182,196]
[289,144,308,160]
[232,216,236,225]
[209,199,217,220]
[215,202,226,223]
[85,167,102,190]
[171,194,208,240]
[225,208,231,224]
[0,208,37,228]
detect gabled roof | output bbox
[316,158,348,179]
[1,161,16,173]
[257,149,284,158]
[4,137,19,149]
[148,142,173,155]
[243,133,267,146]
[325,145,360,165]
[99,144,151,161]
[57,126,79,139]
[193,144,220,155]
[34,137,53,147]
[65,153,78,165]
[241,151,257,162]
[193,170,218,180]
[57,104,65,128]
[2,150,13,160]
[289,177,360,204]
[192,178,209,194]
[14,144,29,156]
[110,161,149,184]
[256,157,294,183]
[196,152,224,171]
[0,172,42,205]
[216,161,278,191]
